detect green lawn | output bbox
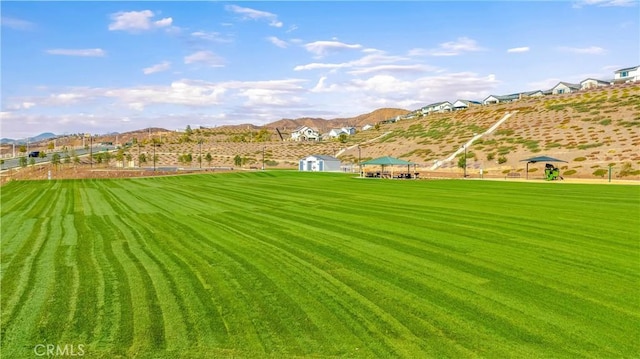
[1,171,639,358]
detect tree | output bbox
[47,142,55,150]
[51,153,61,169]
[18,145,26,154]
[234,155,242,167]
[19,156,27,168]
[73,155,80,167]
[185,125,193,135]
[457,155,466,170]
[338,133,348,143]
[29,157,36,166]
[139,153,147,165]
[374,123,381,131]
[38,151,47,159]
[205,153,213,167]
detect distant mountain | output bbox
[1,132,57,145]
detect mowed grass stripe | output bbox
[1,172,638,358]
[225,209,567,357]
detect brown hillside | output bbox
[3,84,639,182]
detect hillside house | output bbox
[325,127,356,139]
[362,124,374,131]
[291,126,320,141]
[299,155,341,172]
[483,93,520,105]
[520,90,545,98]
[551,82,581,95]
[580,78,611,90]
[452,100,482,110]
[421,101,452,115]
[614,66,639,83]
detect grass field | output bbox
[1,171,639,358]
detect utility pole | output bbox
[262,146,265,170]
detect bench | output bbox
[505,172,521,179]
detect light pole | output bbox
[358,145,361,177]
[463,144,467,178]
[199,139,203,169]
[90,135,93,168]
[153,140,156,172]
[262,146,265,170]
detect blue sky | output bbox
[1,1,638,139]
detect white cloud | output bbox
[225,5,283,27]
[507,46,530,53]
[191,31,233,43]
[108,10,173,32]
[410,37,485,57]
[558,46,606,54]
[347,64,432,76]
[46,48,106,57]
[303,40,363,57]
[143,61,171,75]
[1,16,35,30]
[184,51,225,67]
[267,36,288,48]
[573,0,637,7]
[295,52,436,75]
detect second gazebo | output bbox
[360,156,418,179]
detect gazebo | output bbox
[360,156,418,179]
[520,155,568,180]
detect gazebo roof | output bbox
[361,156,415,166]
[520,155,567,163]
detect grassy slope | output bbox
[1,172,639,358]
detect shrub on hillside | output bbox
[497,156,507,164]
[573,157,587,162]
[593,169,608,177]
[563,169,577,176]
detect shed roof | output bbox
[306,154,340,161]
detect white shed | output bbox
[299,155,341,172]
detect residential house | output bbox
[325,127,356,139]
[483,93,520,105]
[362,124,374,131]
[452,99,482,111]
[614,66,639,83]
[519,90,545,98]
[580,78,611,90]
[290,126,320,141]
[421,101,452,115]
[299,155,341,172]
[551,82,581,95]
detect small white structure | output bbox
[551,82,581,95]
[299,155,341,172]
[291,126,320,141]
[581,78,610,90]
[614,66,638,83]
[362,124,374,131]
